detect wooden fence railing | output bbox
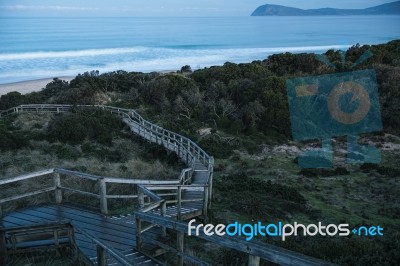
[135,212,336,266]
[0,104,214,211]
[0,104,213,168]
[74,225,154,266]
[0,220,77,264]
[0,168,185,218]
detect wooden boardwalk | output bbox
[0,104,213,265]
[0,105,333,266]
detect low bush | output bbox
[0,121,28,151]
[216,173,306,220]
[299,167,350,177]
[198,135,234,159]
[47,109,123,145]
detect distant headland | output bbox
[251,1,400,16]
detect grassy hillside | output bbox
[0,110,183,216]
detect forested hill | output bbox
[251,1,400,16]
[1,40,399,156]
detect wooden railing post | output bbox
[186,141,191,164]
[177,186,182,220]
[136,218,142,251]
[248,255,260,266]
[203,186,209,221]
[138,190,145,209]
[69,226,78,259]
[97,245,106,266]
[177,231,184,266]
[0,228,6,264]
[53,172,62,204]
[177,137,181,158]
[161,201,167,237]
[99,178,108,215]
[208,157,214,210]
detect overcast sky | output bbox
[0,0,396,17]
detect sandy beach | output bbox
[0,77,75,96]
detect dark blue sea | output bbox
[0,16,399,83]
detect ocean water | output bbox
[0,16,399,84]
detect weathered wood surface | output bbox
[0,204,161,265]
[0,221,76,257]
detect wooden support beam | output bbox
[97,245,106,266]
[203,186,209,222]
[177,186,182,220]
[136,218,142,251]
[0,226,6,264]
[138,191,145,209]
[138,185,161,201]
[208,158,214,209]
[139,201,162,213]
[69,227,78,259]
[177,231,184,266]
[161,201,167,237]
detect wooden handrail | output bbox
[0,187,56,204]
[74,225,135,266]
[0,167,183,217]
[0,104,213,171]
[138,185,162,202]
[144,184,208,190]
[0,103,217,265]
[1,104,213,224]
[134,212,336,266]
[0,169,55,185]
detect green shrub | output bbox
[47,109,122,145]
[377,166,400,177]
[360,163,379,172]
[216,173,306,220]
[81,142,126,162]
[198,135,234,159]
[299,167,349,177]
[54,145,81,160]
[0,122,28,151]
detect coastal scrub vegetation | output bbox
[0,40,399,265]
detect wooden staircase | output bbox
[0,104,214,266]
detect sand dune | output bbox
[0,77,74,96]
